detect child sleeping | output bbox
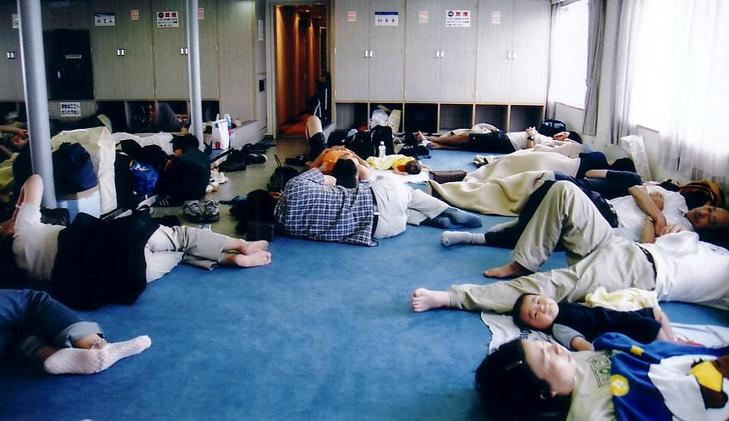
[511,293,680,351]
[366,154,422,175]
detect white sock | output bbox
[44,335,152,375]
[441,231,487,247]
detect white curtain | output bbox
[615,0,729,181]
[546,1,589,112]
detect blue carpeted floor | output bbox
[1,149,727,420]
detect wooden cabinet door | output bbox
[475,0,512,103]
[333,0,370,101]
[90,0,155,100]
[510,0,550,103]
[404,0,441,101]
[368,0,405,101]
[0,3,23,101]
[440,0,477,102]
[199,0,219,100]
[152,0,188,99]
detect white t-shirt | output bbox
[643,231,729,309]
[567,351,615,421]
[609,185,692,242]
[12,203,64,281]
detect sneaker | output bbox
[245,153,267,165]
[183,200,205,222]
[202,199,220,222]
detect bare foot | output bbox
[228,251,272,267]
[483,261,531,279]
[411,288,450,312]
[238,240,269,255]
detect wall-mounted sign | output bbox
[94,13,116,27]
[156,10,179,28]
[491,11,501,25]
[60,102,81,118]
[11,13,19,29]
[347,10,357,23]
[374,11,398,27]
[445,9,471,28]
[419,10,429,24]
[130,9,140,21]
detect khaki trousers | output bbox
[449,182,656,313]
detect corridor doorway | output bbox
[274,4,329,137]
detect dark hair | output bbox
[609,158,636,173]
[475,340,570,417]
[331,158,357,188]
[567,131,582,144]
[511,293,536,330]
[171,134,200,153]
[405,160,422,175]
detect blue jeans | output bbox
[0,290,102,359]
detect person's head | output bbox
[608,157,636,173]
[685,206,729,231]
[171,134,200,156]
[331,157,358,188]
[404,159,422,175]
[512,293,559,331]
[567,131,582,144]
[10,133,28,150]
[475,339,574,416]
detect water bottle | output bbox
[378,141,386,158]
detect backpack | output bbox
[129,160,159,196]
[346,131,375,160]
[52,142,98,196]
[371,125,395,155]
[326,129,351,148]
[538,119,567,137]
[267,155,300,193]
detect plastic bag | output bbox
[212,116,230,150]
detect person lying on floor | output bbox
[416,123,582,155]
[365,154,423,175]
[1,289,150,375]
[456,149,636,182]
[511,293,681,351]
[411,181,729,314]
[307,146,371,180]
[441,171,719,249]
[0,175,271,309]
[475,334,729,420]
[274,157,481,246]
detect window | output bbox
[548,0,589,109]
[628,0,729,177]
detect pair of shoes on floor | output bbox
[219,149,267,172]
[183,200,220,223]
[154,196,183,207]
[206,169,229,193]
[242,142,270,154]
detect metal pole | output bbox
[18,0,56,207]
[186,0,204,143]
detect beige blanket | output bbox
[429,170,555,216]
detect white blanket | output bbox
[429,170,554,216]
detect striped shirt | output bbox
[274,168,376,246]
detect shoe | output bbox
[245,153,267,165]
[202,199,220,222]
[285,154,308,166]
[219,149,247,172]
[183,200,205,222]
[210,168,228,185]
[242,143,270,154]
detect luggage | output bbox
[52,143,98,196]
[346,131,375,160]
[371,125,395,155]
[267,155,300,193]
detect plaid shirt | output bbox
[274,169,376,246]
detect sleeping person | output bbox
[511,293,678,351]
